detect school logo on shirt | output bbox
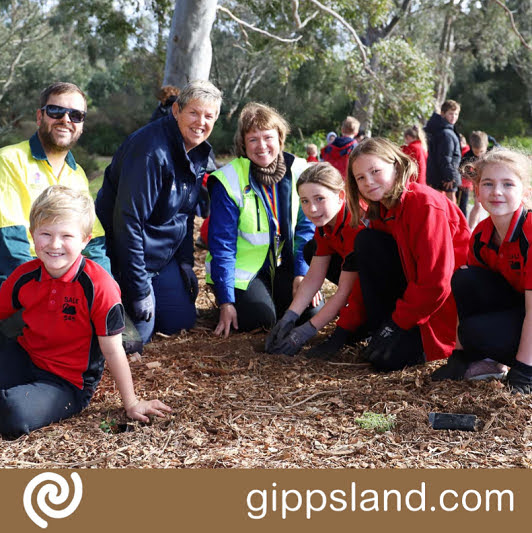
[63,296,79,321]
[32,172,43,185]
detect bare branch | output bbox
[217,5,302,43]
[305,0,368,64]
[381,0,412,39]
[290,0,319,30]
[491,0,532,50]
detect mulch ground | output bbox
[1,235,531,469]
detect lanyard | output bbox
[261,183,281,236]
[261,183,283,266]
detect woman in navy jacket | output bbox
[96,80,222,345]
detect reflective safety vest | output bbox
[205,156,308,290]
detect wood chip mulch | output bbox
[1,234,531,469]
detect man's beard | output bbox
[38,123,82,154]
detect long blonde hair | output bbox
[403,124,427,151]
[346,137,418,226]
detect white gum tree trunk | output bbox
[163,0,218,87]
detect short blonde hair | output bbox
[306,143,318,155]
[297,162,344,195]
[463,148,532,187]
[341,116,360,136]
[30,185,95,238]
[175,79,222,116]
[346,137,418,226]
[234,102,290,158]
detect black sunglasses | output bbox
[41,104,86,123]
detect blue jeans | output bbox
[132,257,197,344]
[0,340,94,437]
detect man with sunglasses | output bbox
[0,82,110,286]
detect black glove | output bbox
[507,361,532,394]
[179,263,199,303]
[131,294,154,322]
[265,310,299,353]
[431,349,470,381]
[306,326,352,359]
[273,320,317,356]
[363,318,406,370]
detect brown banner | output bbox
[1,469,526,532]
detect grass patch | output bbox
[355,412,396,433]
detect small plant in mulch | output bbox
[99,418,134,434]
[355,412,396,433]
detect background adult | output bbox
[0,82,110,285]
[96,80,222,345]
[206,102,318,338]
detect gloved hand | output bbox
[179,263,199,303]
[363,318,406,370]
[273,320,317,356]
[265,310,299,353]
[132,294,154,322]
[306,326,351,359]
[507,361,532,394]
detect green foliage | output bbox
[501,137,532,154]
[355,412,396,433]
[285,130,328,160]
[99,418,118,434]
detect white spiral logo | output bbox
[23,472,83,529]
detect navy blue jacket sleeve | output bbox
[208,178,240,304]
[113,152,162,301]
[436,131,461,186]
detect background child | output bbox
[459,130,488,224]
[401,125,428,185]
[425,100,462,204]
[431,149,532,392]
[306,143,319,162]
[0,185,170,437]
[265,162,364,357]
[345,138,470,371]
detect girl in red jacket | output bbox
[345,138,470,371]
[401,125,428,185]
[265,162,365,356]
[431,149,532,392]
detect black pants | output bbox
[0,340,94,437]
[229,265,321,331]
[355,229,424,369]
[303,239,343,285]
[453,266,524,365]
[458,187,469,218]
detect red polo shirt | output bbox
[468,206,532,292]
[0,255,125,389]
[314,202,362,268]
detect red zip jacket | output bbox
[401,140,427,185]
[367,182,470,360]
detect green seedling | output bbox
[355,412,396,433]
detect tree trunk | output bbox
[163,0,218,88]
[433,10,455,111]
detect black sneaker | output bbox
[431,349,470,381]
